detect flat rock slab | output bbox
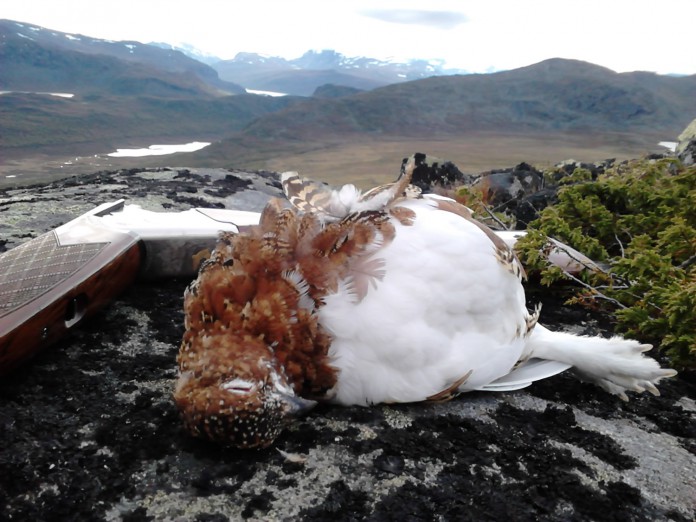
[1,168,694,521]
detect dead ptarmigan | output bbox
[173,159,676,449]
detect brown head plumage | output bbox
[174,161,422,448]
[173,201,325,448]
[173,196,399,447]
[174,334,316,448]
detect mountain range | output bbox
[1,18,695,176]
[0,19,245,97]
[211,50,467,96]
[238,58,696,140]
[0,19,466,98]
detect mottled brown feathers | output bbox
[177,196,400,415]
[175,333,284,447]
[280,155,418,221]
[281,175,335,216]
[389,206,417,226]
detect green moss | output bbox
[516,158,696,369]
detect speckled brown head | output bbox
[174,335,316,449]
[173,196,386,448]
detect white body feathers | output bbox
[320,196,532,405]
[280,173,676,406]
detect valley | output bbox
[251,131,669,188]
[1,18,692,190]
[0,129,669,190]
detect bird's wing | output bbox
[280,171,344,219]
[281,157,419,220]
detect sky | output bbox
[1,0,695,75]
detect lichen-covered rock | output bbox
[552,158,615,180]
[0,166,694,521]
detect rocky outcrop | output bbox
[0,166,694,521]
[552,158,615,180]
[400,152,475,192]
[473,158,621,228]
[677,118,696,166]
[473,162,546,228]
[404,155,617,229]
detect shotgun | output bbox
[0,200,597,375]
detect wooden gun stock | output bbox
[0,201,142,375]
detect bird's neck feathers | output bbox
[182,158,420,402]
[185,203,337,399]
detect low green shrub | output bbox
[515,158,696,370]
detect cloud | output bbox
[360,9,468,30]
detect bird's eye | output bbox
[221,378,256,394]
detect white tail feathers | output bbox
[527,324,677,401]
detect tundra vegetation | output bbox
[509,158,696,370]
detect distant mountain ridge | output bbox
[0,19,245,96]
[150,41,223,66]
[2,18,694,171]
[0,21,302,152]
[212,49,468,96]
[1,19,468,98]
[230,58,696,141]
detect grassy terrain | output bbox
[0,92,302,150]
[0,130,670,189]
[2,56,690,189]
[247,131,669,188]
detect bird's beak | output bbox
[281,393,317,417]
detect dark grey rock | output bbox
[0,167,694,521]
[474,162,544,210]
[401,153,475,193]
[470,158,618,228]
